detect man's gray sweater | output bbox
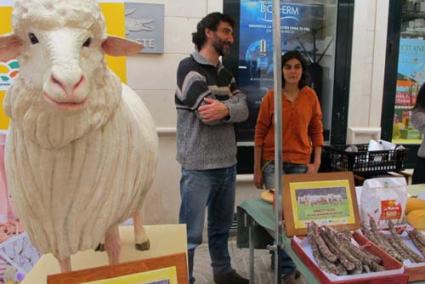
[175,51,248,170]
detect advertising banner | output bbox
[393,38,425,143]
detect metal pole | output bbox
[272,1,283,284]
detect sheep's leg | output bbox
[105,225,120,265]
[133,211,150,251]
[58,257,71,272]
[95,237,105,252]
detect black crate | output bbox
[323,144,406,175]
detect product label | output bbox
[380,200,402,220]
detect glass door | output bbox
[224,0,355,173]
[226,0,340,141]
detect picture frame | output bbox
[283,171,360,236]
[47,252,188,284]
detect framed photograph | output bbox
[283,171,360,236]
[47,252,188,284]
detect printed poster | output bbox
[290,179,355,229]
[393,38,425,143]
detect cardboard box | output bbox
[292,235,408,284]
[354,230,425,282]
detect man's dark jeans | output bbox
[179,165,236,283]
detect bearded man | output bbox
[174,12,249,284]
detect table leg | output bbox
[248,215,255,284]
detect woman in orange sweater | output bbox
[254,50,324,282]
[254,50,324,188]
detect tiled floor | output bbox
[192,239,306,284]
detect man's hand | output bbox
[198,97,229,123]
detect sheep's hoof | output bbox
[95,243,105,252]
[135,240,150,251]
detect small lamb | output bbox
[0,0,158,271]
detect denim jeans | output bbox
[179,165,236,283]
[262,161,307,276]
[263,162,308,190]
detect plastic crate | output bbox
[323,144,406,175]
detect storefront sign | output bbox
[125,3,164,54]
[0,0,13,5]
[257,1,323,31]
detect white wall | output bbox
[127,0,258,225]
[347,0,389,143]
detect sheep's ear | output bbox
[0,34,23,61]
[102,36,143,56]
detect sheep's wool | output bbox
[13,0,105,37]
[4,0,158,260]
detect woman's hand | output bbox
[254,168,263,189]
[307,163,320,173]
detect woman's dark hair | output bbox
[414,82,425,111]
[281,50,310,89]
[192,12,235,51]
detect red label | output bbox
[380,200,402,220]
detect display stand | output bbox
[22,224,187,284]
[237,184,425,284]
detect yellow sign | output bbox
[0,6,13,131]
[82,266,178,284]
[100,2,127,82]
[0,2,127,131]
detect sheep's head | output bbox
[0,0,142,112]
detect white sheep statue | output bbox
[0,0,158,272]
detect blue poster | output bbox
[392,38,425,142]
[398,38,425,84]
[236,0,324,140]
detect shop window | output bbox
[225,0,339,142]
[391,0,425,144]
[224,0,354,173]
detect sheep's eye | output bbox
[83,38,92,47]
[28,33,39,44]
